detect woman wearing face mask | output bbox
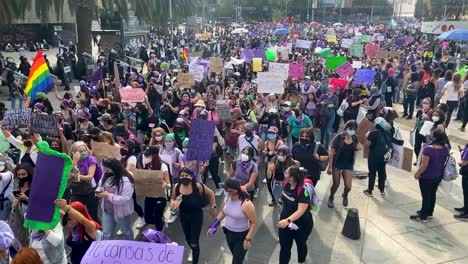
[178,92,192,112]
[206,100,220,124]
[75,109,94,141]
[159,133,182,183]
[170,168,216,263]
[343,89,365,124]
[149,128,166,147]
[0,158,14,221]
[95,158,134,240]
[288,107,312,145]
[267,145,298,206]
[263,126,284,201]
[173,118,189,150]
[0,127,38,167]
[136,146,172,231]
[429,109,446,134]
[277,166,313,264]
[60,99,75,129]
[180,138,204,183]
[229,147,258,199]
[412,98,433,163]
[318,86,339,148]
[69,141,102,221]
[292,128,328,187]
[207,178,256,264]
[327,121,360,208]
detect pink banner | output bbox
[119,88,145,103]
[335,62,354,78]
[365,44,381,57]
[289,63,304,80]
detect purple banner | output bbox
[186,119,216,162]
[289,63,304,80]
[253,49,266,61]
[27,152,65,223]
[81,240,184,264]
[395,37,405,47]
[241,48,255,62]
[354,69,376,85]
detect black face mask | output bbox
[23,140,32,148]
[104,172,114,177]
[51,146,61,152]
[180,178,191,186]
[300,138,309,145]
[245,131,253,137]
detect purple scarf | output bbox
[295,114,305,125]
[238,160,254,175]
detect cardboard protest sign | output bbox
[178,73,195,88]
[253,58,263,72]
[352,61,363,69]
[24,141,71,230]
[209,57,224,74]
[2,108,32,130]
[329,78,348,92]
[81,240,184,264]
[360,35,371,43]
[357,118,375,144]
[195,32,212,41]
[365,43,381,57]
[375,50,401,59]
[186,119,216,162]
[327,35,337,43]
[326,56,347,70]
[341,38,353,49]
[335,62,354,78]
[278,47,289,61]
[257,72,285,94]
[402,147,413,172]
[268,62,289,80]
[216,101,231,121]
[132,169,165,198]
[354,69,376,85]
[289,63,304,80]
[91,141,122,162]
[350,43,364,57]
[30,113,59,137]
[296,39,312,49]
[241,48,254,62]
[119,88,145,103]
[389,143,403,170]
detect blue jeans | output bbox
[321,112,335,148]
[101,211,133,240]
[11,94,23,110]
[0,200,12,221]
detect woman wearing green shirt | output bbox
[288,107,312,144]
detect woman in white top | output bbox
[442,73,465,127]
[1,127,39,166]
[0,157,14,221]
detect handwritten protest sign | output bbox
[329,78,348,92]
[119,88,145,103]
[209,57,224,74]
[253,58,263,72]
[335,62,354,78]
[30,113,59,137]
[375,50,401,59]
[389,143,403,169]
[178,73,195,88]
[186,120,216,162]
[132,169,165,197]
[25,141,71,230]
[327,35,337,43]
[341,38,353,49]
[81,240,184,264]
[289,63,304,80]
[257,72,285,94]
[216,101,231,121]
[365,44,381,57]
[354,69,376,85]
[402,147,413,172]
[296,39,312,49]
[2,108,32,130]
[360,35,371,43]
[351,43,364,57]
[326,56,347,70]
[352,61,363,69]
[91,141,121,162]
[189,64,204,82]
[268,62,289,80]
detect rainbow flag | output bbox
[24,50,55,100]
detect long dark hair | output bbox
[102,158,133,194]
[14,163,34,188]
[430,129,449,147]
[287,165,305,186]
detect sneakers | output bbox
[269,200,276,207]
[363,190,373,197]
[187,251,193,262]
[380,190,385,196]
[416,210,433,219]
[454,207,466,212]
[459,127,465,132]
[342,193,349,207]
[167,211,178,224]
[254,188,259,198]
[410,215,428,223]
[136,217,146,228]
[262,178,267,184]
[215,188,224,196]
[454,214,468,221]
[116,229,123,236]
[328,196,334,208]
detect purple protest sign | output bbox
[289,63,304,80]
[186,119,216,162]
[253,49,266,61]
[354,69,376,85]
[81,240,184,264]
[395,37,405,47]
[241,48,254,62]
[335,62,354,78]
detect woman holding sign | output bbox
[170,168,216,263]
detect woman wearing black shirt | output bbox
[277,166,313,264]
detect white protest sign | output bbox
[341,38,353,49]
[419,121,434,137]
[296,39,312,49]
[189,64,204,82]
[257,72,285,94]
[268,62,289,80]
[389,143,404,169]
[352,61,363,69]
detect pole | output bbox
[443,4,447,19]
[370,4,374,22]
[307,0,310,22]
[399,0,402,18]
[169,0,173,21]
[286,0,288,17]
[237,0,240,22]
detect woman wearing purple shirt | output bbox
[411,129,450,223]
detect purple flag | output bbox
[90,66,103,87]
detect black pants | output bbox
[133,192,144,218]
[278,219,313,264]
[266,175,275,203]
[144,197,167,231]
[414,132,426,159]
[446,101,459,127]
[463,175,468,214]
[203,156,221,189]
[462,101,468,128]
[180,210,203,264]
[403,94,416,117]
[224,228,249,264]
[368,160,387,192]
[419,179,440,219]
[385,93,393,107]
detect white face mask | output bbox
[155,136,162,142]
[277,156,285,162]
[241,154,250,162]
[143,156,152,165]
[432,116,440,122]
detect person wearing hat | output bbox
[207,178,256,264]
[238,123,262,165]
[0,221,14,263]
[97,113,115,134]
[135,145,171,231]
[192,100,206,119]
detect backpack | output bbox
[382,131,394,163]
[283,178,319,212]
[443,153,458,182]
